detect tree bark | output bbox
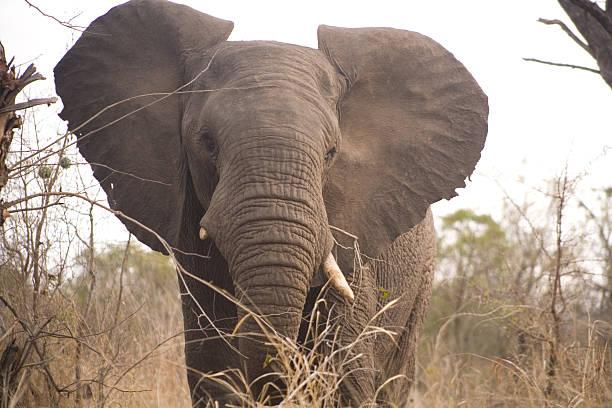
[558,0,612,89]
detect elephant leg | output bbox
[177,252,241,407]
[365,209,435,407]
[322,260,379,407]
[181,293,240,406]
[377,260,434,407]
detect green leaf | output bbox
[263,353,273,368]
[378,286,390,299]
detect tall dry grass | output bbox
[0,241,191,408]
[0,243,403,408]
[417,308,611,408]
[4,261,609,408]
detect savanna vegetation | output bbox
[1,1,612,407]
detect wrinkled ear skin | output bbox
[318,26,488,265]
[54,0,233,253]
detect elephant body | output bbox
[54,1,487,406]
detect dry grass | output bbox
[0,265,402,407]
[416,318,611,408]
[0,247,192,408]
[3,273,610,408]
[186,297,402,408]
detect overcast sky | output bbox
[2,0,611,241]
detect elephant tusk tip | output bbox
[323,253,355,302]
[334,276,355,303]
[199,227,208,241]
[343,286,355,303]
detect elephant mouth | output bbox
[198,225,354,301]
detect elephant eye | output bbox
[202,131,217,154]
[325,146,337,163]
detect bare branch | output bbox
[3,191,87,208]
[7,201,64,213]
[0,97,57,114]
[114,234,131,324]
[86,162,172,186]
[538,18,592,53]
[523,57,601,73]
[23,0,85,31]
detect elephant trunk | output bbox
[233,236,313,379]
[224,216,329,390]
[200,149,335,391]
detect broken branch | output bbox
[0,97,58,114]
[538,18,591,54]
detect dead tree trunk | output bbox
[557,0,612,89]
[0,41,57,226]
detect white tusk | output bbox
[323,253,355,302]
[199,227,208,241]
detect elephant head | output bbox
[54,0,487,401]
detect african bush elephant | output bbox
[54,0,488,406]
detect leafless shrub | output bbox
[419,168,612,407]
[1,42,190,407]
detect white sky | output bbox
[2,0,611,242]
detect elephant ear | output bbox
[318,26,488,263]
[54,0,233,253]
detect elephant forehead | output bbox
[206,41,342,98]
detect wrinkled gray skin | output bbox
[54,1,487,406]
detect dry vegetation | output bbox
[1,38,612,408]
[417,176,612,407]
